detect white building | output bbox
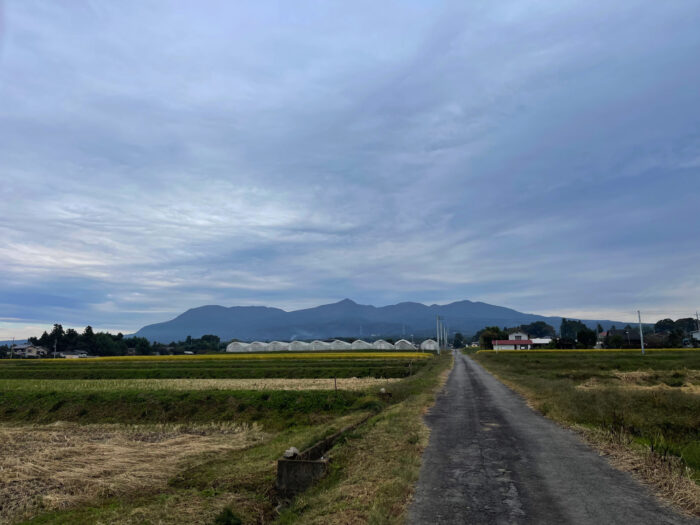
[420,339,439,351]
[692,331,700,342]
[226,341,250,353]
[372,339,394,350]
[14,344,49,358]
[493,338,532,350]
[268,341,290,351]
[248,341,268,352]
[508,332,529,341]
[351,339,371,350]
[394,339,417,350]
[329,339,352,350]
[289,341,310,351]
[310,340,331,351]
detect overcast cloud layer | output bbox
[1,1,699,338]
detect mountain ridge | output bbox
[133,299,623,342]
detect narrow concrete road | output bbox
[408,351,698,525]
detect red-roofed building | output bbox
[492,339,533,350]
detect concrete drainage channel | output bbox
[276,414,372,499]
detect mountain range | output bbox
[133,299,621,342]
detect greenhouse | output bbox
[310,340,331,350]
[248,341,268,352]
[289,341,310,351]
[351,339,371,350]
[394,339,417,350]
[329,339,352,350]
[420,339,439,351]
[267,341,290,351]
[372,339,394,350]
[226,341,250,353]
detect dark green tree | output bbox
[520,321,555,338]
[479,326,507,349]
[577,327,597,348]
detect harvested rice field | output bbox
[0,352,452,524]
[0,422,266,524]
[0,377,402,392]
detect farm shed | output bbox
[268,341,290,351]
[372,339,394,350]
[310,340,331,351]
[289,341,310,351]
[394,339,416,350]
[351,339,372,350]
[329,340,352,350]
[420,339,439,351]
[226,341,250,353]
[248,341,269,352]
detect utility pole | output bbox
[638,310,645,355]
[436,316,441,355]
[53,338,57,359]
[10,336,14,359]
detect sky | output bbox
[1,1,699,339]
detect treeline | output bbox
[472,316,699,350]
[0,324,225,357]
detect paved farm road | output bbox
[408,351,699,525]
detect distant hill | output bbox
[0,339,27,346]
[133,299,622,342]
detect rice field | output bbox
[78,351,433,361]
[0,422,266,524]
[0,353,432,380]
[0,377,402,392]
[0,348,448,524]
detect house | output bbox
[692,331,700,342]
[60,351,88,359]
[531,338,552,348]
[13,344,49,358]
[491,331,535,350]
[492,339,533,350]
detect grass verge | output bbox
[276,353,452,524]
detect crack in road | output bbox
[408,351,698,524]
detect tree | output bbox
[478,326,507,349]
[577,327,597,348]
[654,319,675,333]
[453,332,465,348]
[608,334,624,349]
[94,333,119,356]
[80,326,97,354]
[597,323,604,334]
[49,324,66,352]
[560,319,588,340]
[520,321,555,338]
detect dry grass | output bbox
[0,377,402,393]
[576,425,700,516]
[0,422,267,524]
[576,370,700,394]
[278,354,453,524]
